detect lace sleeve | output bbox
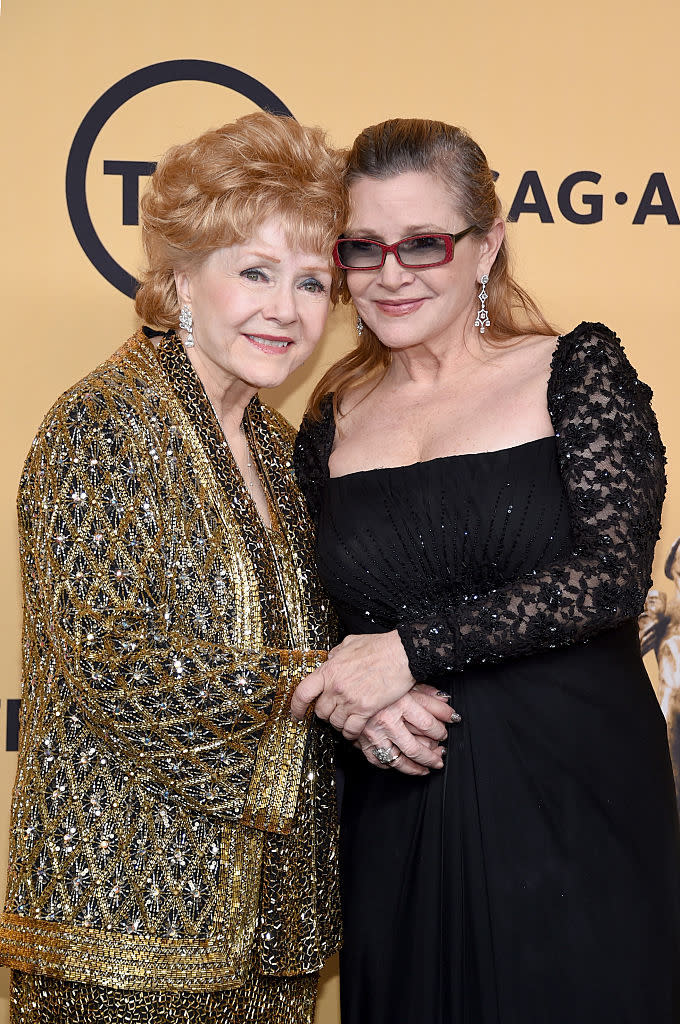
[397,323,666,680]
[293,396,335,528]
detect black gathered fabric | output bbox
[294,323,680,1024]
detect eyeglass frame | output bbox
[332,225,478,271]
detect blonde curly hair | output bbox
[135,112,348,328]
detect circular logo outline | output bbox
[66,60,294,298]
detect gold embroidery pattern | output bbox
[9,965,317,1023]
[0,331,340,993]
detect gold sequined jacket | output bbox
[0,330,341,992]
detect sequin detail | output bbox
[294,323,665,678]
[0,330,341,992]
[9,967,317,1023]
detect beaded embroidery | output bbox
[0,330,341,992]
[294,323,665,678]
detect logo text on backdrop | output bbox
[66,60,294,298]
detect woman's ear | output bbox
[477,218,505,280]
[174,268,192,306]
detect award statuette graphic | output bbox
[640,537,680,812]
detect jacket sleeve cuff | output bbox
[240,649,328,834]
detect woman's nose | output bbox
[264,284,297,323]
[375,252,416,289]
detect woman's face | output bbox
[344,171,502,354]
[176,217,333,395]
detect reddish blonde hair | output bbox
[135,112,348,328]
[306,118,554,420]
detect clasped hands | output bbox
[291,631,459,775]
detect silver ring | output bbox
[373,745,401,765]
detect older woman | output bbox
[0,112,347,1024]
[293,119,680,1023]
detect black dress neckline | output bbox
[327,434,556,482]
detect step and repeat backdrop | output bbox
[1,0,679,1020]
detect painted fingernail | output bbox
[436,691,451,701]
[450,711,462,724]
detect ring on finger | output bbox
[373,745,402,766]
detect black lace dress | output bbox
[294,324,680,1024]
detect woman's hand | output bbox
[354,685,459,775]
[290,630,415,739]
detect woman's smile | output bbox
[373,298,428,316]
[244,333,294,352]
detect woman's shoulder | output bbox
[550,322,630,372]
[297,393,335,440]
[548,322,654,408]
[27,333,162,454]
[293,395,335,493]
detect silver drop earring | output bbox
[179,305,195,348]
[356,315,364,336]
[475,275,490,334]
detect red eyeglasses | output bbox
[333,225,476,270]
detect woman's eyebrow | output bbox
[345,224,445,239]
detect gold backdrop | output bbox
[1,1,679,1020]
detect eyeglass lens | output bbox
[337,234,450,269]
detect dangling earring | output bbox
[179,305,195,348]
[356,315,364,336]
[474,275,490,335]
